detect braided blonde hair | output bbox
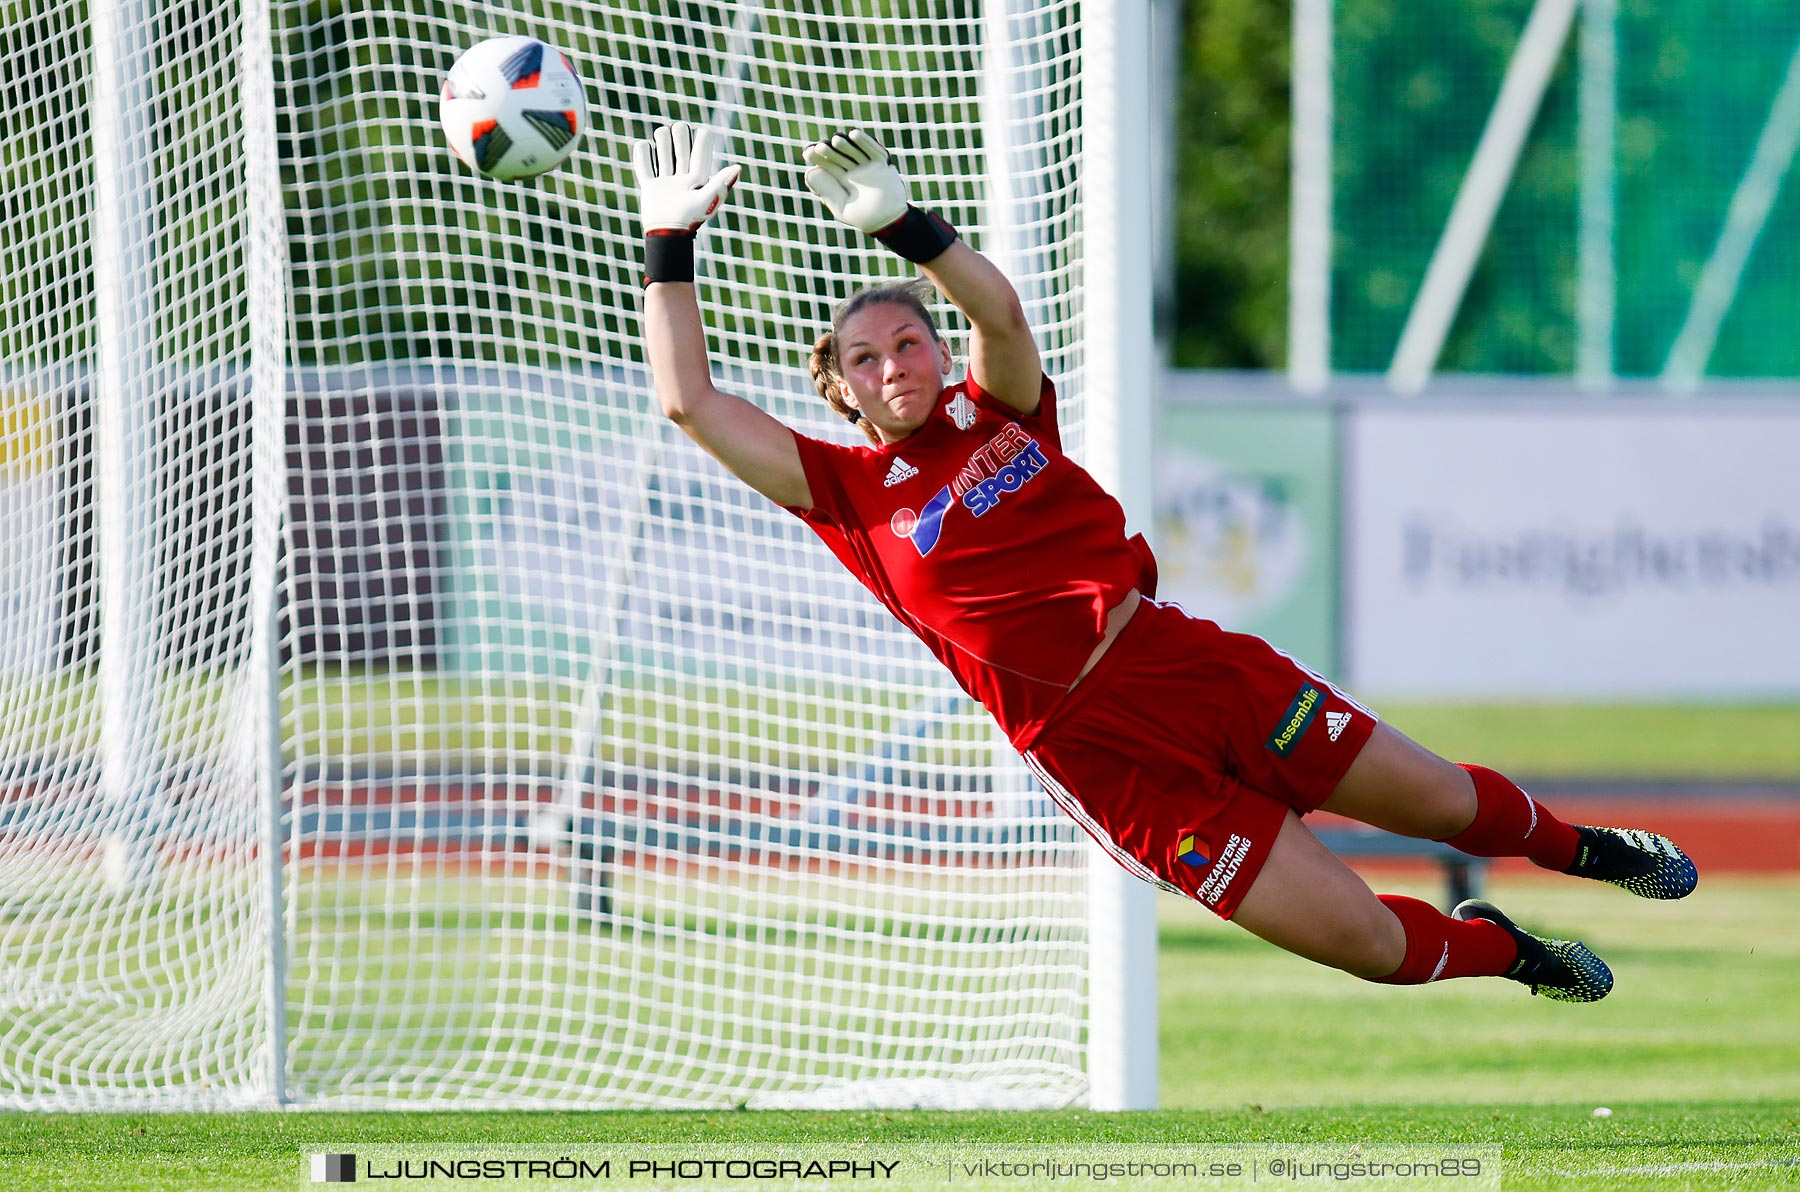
[808,280,943,446]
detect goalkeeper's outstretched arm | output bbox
[803,130,1043,413]
[634,123,812,510]
[917,242,1042,414]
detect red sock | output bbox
[1365,894,1519,985]
[1438,764,1581,870]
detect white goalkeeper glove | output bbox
[632,122,741,283]
[802,129,957,264]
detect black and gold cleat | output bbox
[1453,898,1614,1003]
[1565,826,1698,900]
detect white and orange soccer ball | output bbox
[440,36,588,181]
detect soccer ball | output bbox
[440,36,588,181]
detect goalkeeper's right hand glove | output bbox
[631,122,741,284]
[802,129,957,265]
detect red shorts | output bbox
[1020,598,1377,919]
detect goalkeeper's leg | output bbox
[1231,811,1611,1000]
[1316,724,1696,899]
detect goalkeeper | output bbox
[633,121,1696,1003]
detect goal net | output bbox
[0,0,1125,1109]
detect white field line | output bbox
[1551,1158,1800,1177]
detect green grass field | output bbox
[4,876,1795,1190]
[3,684,1794,1189]
[1374,702,1800,780]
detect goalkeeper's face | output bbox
[837,303,954,442]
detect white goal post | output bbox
[0,0,1158,1109]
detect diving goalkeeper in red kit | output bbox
[633,121,1695,1002]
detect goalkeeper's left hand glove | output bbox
[802,129,957,264]
[631,122,741,284]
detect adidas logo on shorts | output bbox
[1326,710,1352,742]
[884,457,919,487]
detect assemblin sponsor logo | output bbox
[1265,685,1321,755]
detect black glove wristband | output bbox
[872,206,958,264]
[643,230,696,285]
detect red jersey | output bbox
[787,373,1154,747]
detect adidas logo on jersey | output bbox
[1326,710,1352,742]
[883,457,919,487]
